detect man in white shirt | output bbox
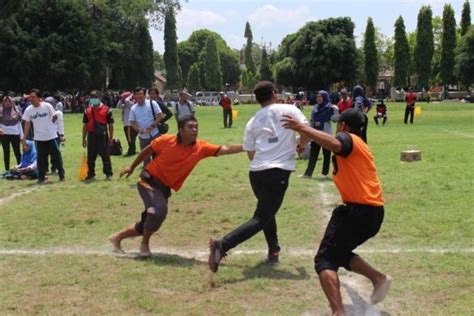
[22,89,65,183]
[209,81,309,272]
[175,89,195,121]
[129,87,163,167]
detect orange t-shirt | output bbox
[146,134,221,192]
[333,133,384,206]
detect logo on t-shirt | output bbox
[30,112,48,120]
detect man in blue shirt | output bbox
[129,87,163,167]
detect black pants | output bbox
[304,142,331,177]
[315,204,384,273]
[123,126,138,155]
[50,136,63,173]
[361,113,368,143]
[1,134,21,170]
[37,139,64,182]
[221,168,291,254]
[87,133,112,177]
[404,105,414,124]
[373,114,387,126]
[223,109,233,128]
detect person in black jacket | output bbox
[149,88,172,134]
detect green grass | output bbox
[0,102,473,314]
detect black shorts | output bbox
[315,203,384,273]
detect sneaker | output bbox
[297,174,312,179]
[59,176,65,182]
[105,175,113,181]
[208,238,226,273]
[84,176,95,182]
[265,251,280,265]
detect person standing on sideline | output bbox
[219,91,233,128]
[0,96,23,172]
[129,87,163,167]
[351,85,372,143]
[148,88,173,134]
[337,88,352,113]
[82,90,114,181]
[301,90,338,179]
[22,89,65,183]
[208,81,309,272]
[108,115,243,257]
[175,89,195,122]
[282,108,391,316]
[404,88,416,124]
[45,96,65,175]
[118,92,137,156]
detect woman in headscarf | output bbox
[8,140,38,180]
[0,96,23,171]
[351,85,372,143]
[301,90,339,179]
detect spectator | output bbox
[351,85,372,143]
[129,87,163,167]
[373,98,388,126]
[219,91,233,128]
[0,96,23,172]
[337,88,352,113]
[148,88,173,134]
[117,92,137,156]
[45,97,65,175]
[22,89,65,184]
[82,90,114,181]
[405,87,416,124]
[175,89,195,121]
[7,140,38,180]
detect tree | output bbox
[455,26,474,90]
[440,4,457,86]
[461,0,471,36]
[154,51,165,70]
[163,7,180,89]
[241,70,258,93]
[414,6,434,89]
[0,0,23,19]
[364,18,379,89]
[187,62,201,93]
[204,36,222,90]
[244,22,256,72]
[393,16,410,87]
[274,17,358,90]
[259,47,273,81]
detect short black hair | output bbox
[29,89,42,98]
[177,115,198,129]
[134,87,146,94]
[339,108,365,135]
[253,81,276,104]
[90,90,101,97]
[148,88,160,95]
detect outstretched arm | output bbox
[282,115,342,154]
[216,144,243,157]
[120,145,154,178]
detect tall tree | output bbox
[363,17,379,89]
[204,36,222,90]
[440,4,457,87]
[274,17,357,90]
[455,26,474,91]
[187,62,201,93]
[393,16,410,87]
[461,0,471,36]
[259,47,273,81]
[414,6,434,89]
[244,22,256,73]
[163,7,180,89]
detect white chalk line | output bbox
[0,188,39,206]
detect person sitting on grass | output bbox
[281,108,391,316]
[109,115,243,257]
[7,140,38,180]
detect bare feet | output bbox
[108,234,125,254]
[371,274,392,304]
[139,243,152,257]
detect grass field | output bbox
[0,102,473,315]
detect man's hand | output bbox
[60,135,65,143]
[82,138,87,148]
[0,128,4,135]
[120,166,134,178]
[281,114,304,131]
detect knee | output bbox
[143,206,167,232]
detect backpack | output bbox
[109,138,123,156]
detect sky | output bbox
[149,0,468,53]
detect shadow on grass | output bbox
[222,261,310,285]
[118,252,206,268]
[341,283,391,316]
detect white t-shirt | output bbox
[54,111,64,135]
[244,103,308,171]
[175,101,195,121]
[23,102,58,141]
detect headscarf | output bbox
[0,96,22,126]
[45,96,57,110]
[19,140,37,168]
[311,90,334,129]
[351,85,372,111]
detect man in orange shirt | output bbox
[282,108,391,316]
[109,115,243,257]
